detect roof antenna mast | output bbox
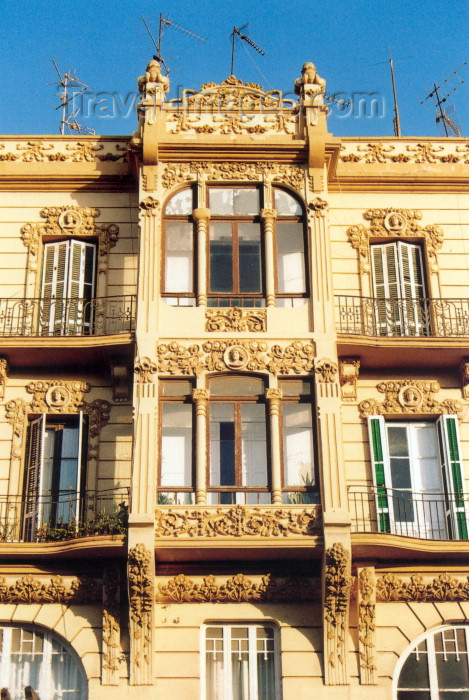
[230,24,265,75]
[142,14,207,75]
[388,48,402,137]
[52,60,95,135]
[421,62,466,137]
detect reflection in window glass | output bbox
[165,189,193,215]
[161,404,193,487]
[209,188,260,216]
[276,223,306,294]
[274,189,302,215]
[164,222,193,293]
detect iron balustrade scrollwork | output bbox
[0,296,136,337]
[335,296,469,338]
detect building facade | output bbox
[0,59,468,698]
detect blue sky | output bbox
[1,0,467,137]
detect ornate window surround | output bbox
[346,208,444,299]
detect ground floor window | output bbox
[203,623,280,700]
[0,625,87,699]
[395,625,469,699]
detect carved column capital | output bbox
[260,207,278,221]
[192,207,211,222]
[192,388,210,402]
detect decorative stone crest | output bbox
[134,357,157,383]
[154,505,321,538]
[139,196,160,214]
[128,544,153,684]
[347,208,444,275]
[324,543,352,685]
[358,380,462,418]
[0,357,8,399]
[339,358,360,401]
[205,307,266,332]
[315,359,338,383]
[358,568,377,685]
[0,574,100,604]
[376,572,469,602]
[156,573,320,603]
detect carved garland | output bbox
[324,543,352,684]
[347,208,443,278]
[156,340,315,376]
[376,572,469,601]
[154,505,321,538]
[0,140,126,163]
[358,568,377,685]
[358,380,462,418]
[0,574,100,604]
[161,161,305,194]
[128,544,153,681]
[156,573,320,603]
[205,307,267,333]
[340,142,469,164]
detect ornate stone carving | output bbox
[205,307,266,332]
[347,208,444,275]
[102,567,121,684]
[358,568,377,685]
[0,574,100,604]
[128,544,153,682]
[460,358,469,400]
[308,197,328,214]
[161,161,305,193]
[324,543,352,685]
[155,505,321,538]
[294,62,326,102]
[358,380,462,418]
[340,141,469,164]
[339,358,360,401]
[138,59,170,95]
[315,359,338,383]
[157,340,315,376]
[21,206,119,277]
[26,380,90,413]
[156,573,320,603]
[134,357,158,383]
[0,140,125,163]
[376,572,469,602]
[139,196,160,214]
[0,357,8,399]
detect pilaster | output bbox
[193,388,210,504]
[265,388,283,504]
[193,207,211,307]
[260,208,277,307]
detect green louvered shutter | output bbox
[367,415,391,533]
[437,415,467,540]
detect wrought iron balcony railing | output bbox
[0,487,130,543]
[348,485,469,541]
[335,296,469,338]
[0,295,136,337]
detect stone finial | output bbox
[138,59,170,94]
[294,62,326,101]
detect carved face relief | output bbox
[384,211,407,235]
[398,385,423,409]
[224,345,249,370]
[58,210,82,231]
[45,385,71,409]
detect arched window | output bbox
[0,625,87,699]
[394,625,469,698]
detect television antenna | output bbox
[371,50,412,136]
[52,60,95,135]
[142,14,207,75]
[421,62,466,137]
[230,24,265,76]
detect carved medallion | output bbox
[58,209,82,231]
[45,385,71,409]
[358,379,462,418]
[223,345,249,370]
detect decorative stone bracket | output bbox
[339,358,360,402]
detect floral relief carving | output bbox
[128,544,153,679]
[21,206,119,276]
[324,543,352,684]
[358,568,377,684]
[156,340,315,376]
[134,357,158,383]
[0,574,100,604]
[102,567,121,683]
[358,380,462,418]
[315,359,338,383]
[0,357,8,399]
[139,196,160,214]
[154,505,321,538]
[205,307,266,332]
[0,140,125,162]
[156,573,320,603]
[347,208,444,275]
[340,142,469,164]
[26,380,90,413]
[376,572,469,602]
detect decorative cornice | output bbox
[205,307,266,332]
[347,208,443,275]
[161,161,305,193]
[376,572,469,602]
[324,543,352,684]
[358,568,377,684]
[339,358,360,402]
[156,340,315,376]
[340,141,469,164]
[0,140,126,163]
[156,573,320,603]
[358,379,462,418]
[154,505,321,538]
[0,574,100,604]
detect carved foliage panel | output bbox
[324,543,352,685]
[128,544,153,684]
[358,380,462,418]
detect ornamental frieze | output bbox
[0,574,100,604]
[205,307,266,332]
[156,339,315,376]
[358,380,462,418]
[340,141,469,164]
[154,505,321,538]
[161,161,305,193]
[376,572,469,602]
[156,573,320,603]
[347,208,443,275]
[0,140,126,162]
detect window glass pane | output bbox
[209,188,259,215]
[238,224,262,294]
[210,223,233,293]
[210,404,235,487]
[276,223,306,294]
[210,377,264,396]
[231,628,250,700]
[274,189,302,215]
[399,641,430,689]
[257,628,276,700]
[279,380,311,396]
[241,404,267,487]
[283,404,314,487]
[165,189,192,215]
[388,426,409,456]
[161,404,192,487]
[160,380,192,397]
[165,222,193,293]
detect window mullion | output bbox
[249,626,257,700]
[233,223,240,295]
[427,632,439,700]
[224,626,232,700]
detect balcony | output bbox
[0,487,130,543]
[348,485,468,541]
